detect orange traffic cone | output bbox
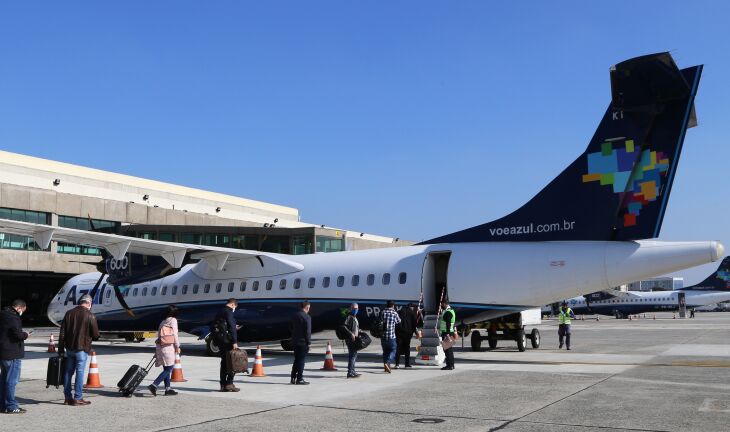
[320,341,338,371]
[47,334,56,353]
[84,351,104,388]
[250,346,266,377]
[171,353,187,382]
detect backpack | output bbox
[335,324,350,341]
[210,317,233,346]
[158,324,175,346]
[370,312,385,338]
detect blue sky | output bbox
[1,2,728,283]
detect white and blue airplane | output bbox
[0,52,723,354]
[560,257,730,318]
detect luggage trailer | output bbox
[464,309,542,352]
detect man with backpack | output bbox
[395,303,418,369]
[213,299,240,392]
[342,303,361,378]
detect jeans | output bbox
[64,350,89,401]
[152,365,174,388]
[381,337,397,365]
[395,337,412,366]
[219,350,235,386]
[347,344,358,375]
[558,324,571,348]
[0,359,22,411]
[291,344,309,381]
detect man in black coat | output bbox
[290,301,311,385]
[0,299,29,414]
[215,298,240,392]
[395,303,419,368]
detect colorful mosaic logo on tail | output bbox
[716,268,730,289]
[582,138,670,227]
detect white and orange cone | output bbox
[171,353,187,382]
[320,341,338,371]
[83,351,104,388]
[47,334,56,353]
[250,346,266,377]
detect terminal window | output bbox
[292,235,313,255]
[0,208,50,251]
[58,216,119,255]
[316,236,344,253]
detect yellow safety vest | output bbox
[559,308,573,325]
[439,307,456,333]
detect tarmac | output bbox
[3,312,730,431]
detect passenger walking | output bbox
[213,299,240,392]
[690,308,696,318]
[290,301,312,385]
[395,303,418,369]
[0,299,29,414]
[148,305,181,396]
[380,300,401,373]
[439,299,456,370]
[343,303,361,378]
[558,301,575,350]
[58,295,100,406]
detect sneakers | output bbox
[383,363,391,373]
[290,378,296,385]
[441,366,454,370]
[394,365,400,369]
[404,364,413,368]
[559,344,563,349]
[5,408,26,414]
[224,384,240,392]
[346,373,361,379]
[164,389,178,396]
[295,380,309,385]
[148,384,157,396]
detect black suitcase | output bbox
[117,356,155,397]
[225,349,248,374]
[46,356,66,388]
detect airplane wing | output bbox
[0,218,304,273]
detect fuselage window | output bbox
[352,275,359,287]
[252,281,260,291]
[266,280,273,290]
[398,272,407,284]
[382,273,391,285]
[204,284,211,294]
[132,288,139,297]
[228,282,235,293]
[337,276,345,288]
[367,274,375,286]
[106,289,112,299]
[308,277,315,289]
[323,277,331,288]
[182,285,188,295]
[124,289,129,297]
[240,281,247,292]
[192,284,199,294]
[151,286,157,296]
[142,287,148,296]
[172,285,178,295]
[294,278,301,289]
[280,279,287,290]
[161,286,167,296]
[216,283,222,293]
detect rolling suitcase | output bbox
[46,356,66,388]
[225,349,249,374]
[117,356,155,397]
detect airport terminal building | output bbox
[0,150,410,323]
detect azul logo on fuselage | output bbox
[63,285,105,306]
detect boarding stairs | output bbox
[415,314,445,366]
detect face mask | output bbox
[351,309,359,316]
[18,311,23,317]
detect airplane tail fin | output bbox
[681,257,730,291]
[422,53,702,244]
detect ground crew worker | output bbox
[439,299,456,370]
[558,301,575,350]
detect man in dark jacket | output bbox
[58,295,100,406]
[343,303,360,378]
[290,300,311,385]
[395,303,418,369]
[0,299,29,414]
[215,298,240,392]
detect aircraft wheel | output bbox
[487,330,498,349]
[530,328,540,349]
[470,330,482,352]
[123,334,135,343]
[135,337,145,343]
[206,337,221,357]
[516,328,526,352]
[280,339,294,351]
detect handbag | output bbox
[158,325,175,346]
[441,334,456,350]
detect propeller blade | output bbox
[113,285,135,317]
[87,273,106,310]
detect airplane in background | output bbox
[0,52,723,355]
[561,257,730,318]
